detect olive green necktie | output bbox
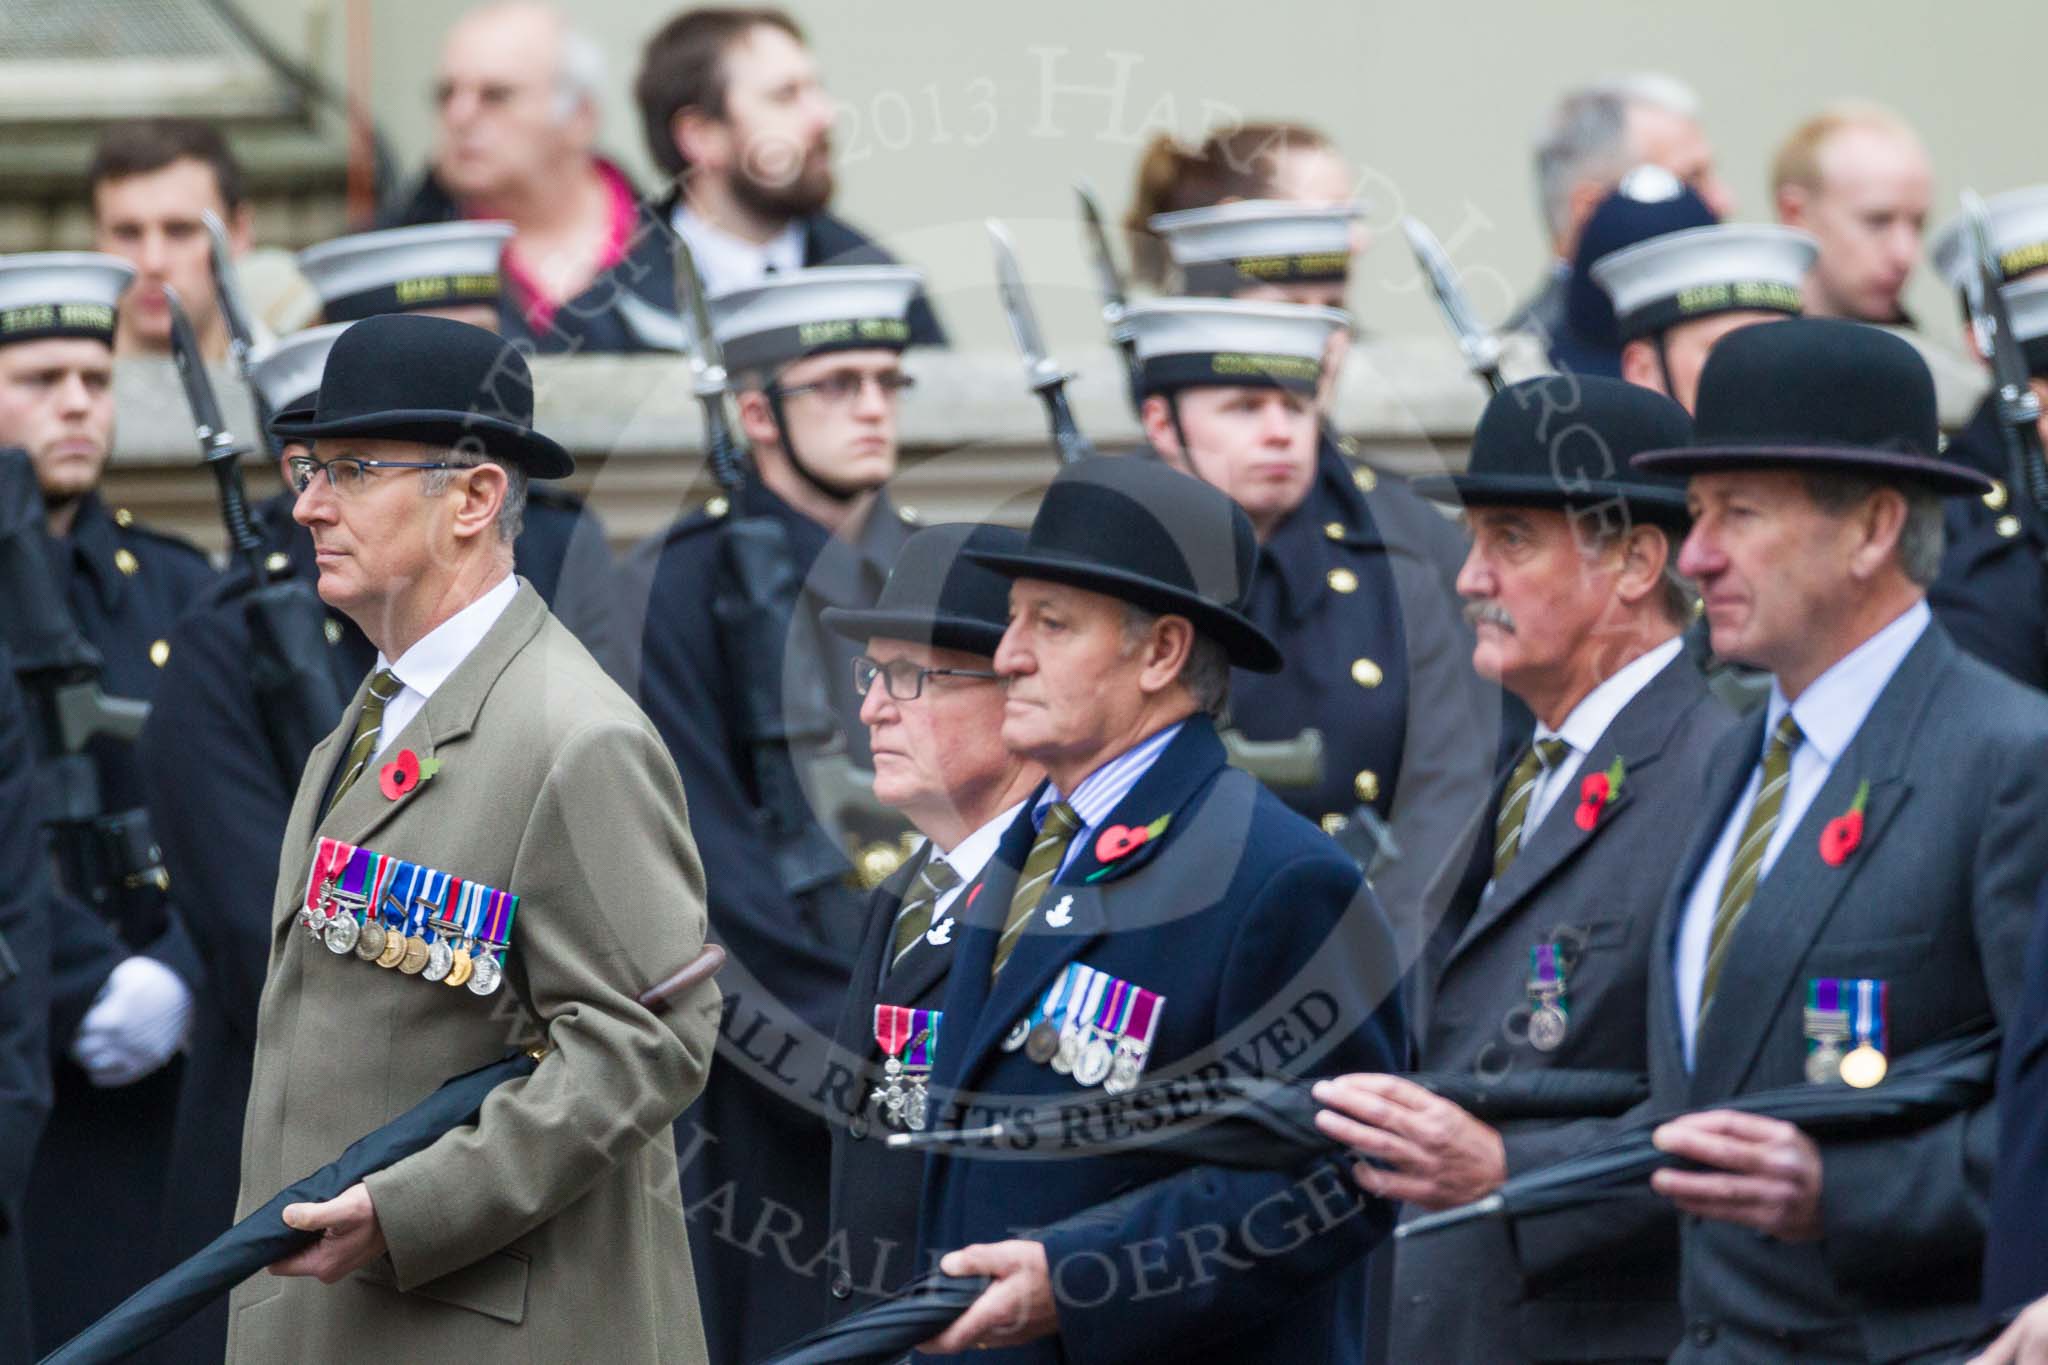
[890,853,963,968]
[1493,738,1571,880]
[990,802,1082,981]
[1699,713,1804,1017]
[327,668,404,814]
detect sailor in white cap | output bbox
[1592,222,1817,411]
[1124,294,1501,983]
[1148,199,1365,310]
[620,263,930,1360]
[1929,184,2048,305]
[0,250,213,1352]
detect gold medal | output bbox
[445,949,473,988]
[375,931,408,969]
[398,934,432,975]
[1839,1044,1888,1089]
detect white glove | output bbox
[70,956,194,1088]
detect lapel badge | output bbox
[1044,894,1075,928]
[926,915,954,946]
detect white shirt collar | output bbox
[1766,599,1930,766]
[932,800,1027,889]
[671,202,806,294]
[1536,635,1685,755]
[378,574,518,703]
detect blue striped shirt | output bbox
[1031,720,1185,876]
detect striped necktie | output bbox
[889,853,963,969]
[1699,713,1804,1018]
[1493,738,1571,880]
[327,668,403,814]
[990,802,1082,981]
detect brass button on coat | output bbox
[1327,568,1358,594]
[1353,770,1379,802]
[1351,658,1383,689]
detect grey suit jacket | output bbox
[1393,651,1733,1364]
[1650,623,2048,1364]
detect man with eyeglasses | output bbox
[811,522,1044,1327]
[619,264,926,1361]
[228,311,718,1361]
[0,251,214,1350]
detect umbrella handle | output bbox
[637,943,726,1012]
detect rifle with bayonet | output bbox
[0,448,164,934]
[675,236,885,905]
[987,219,1098,465]
[1401,216,1505,395]
[1074,181,1144,415]
[1959,190,2048,521]
[164,284,345,775]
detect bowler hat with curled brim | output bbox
[964,456,1283,673]
[822,523,1028,658]
[1630,317,1993,497]
[268,312,573,479]
[1412,374,1695,530]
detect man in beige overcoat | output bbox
[227,312,718,1361]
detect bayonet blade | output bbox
[201,210,259,377]
[1960,190,2043,424]
[163,285,240,458]
[986,219,1064,390]
[1401,215,1504,390]
[1074,180,1129,323]
[670,235,728,400]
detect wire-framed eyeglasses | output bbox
[286,454,464,495]
[852,655,1000,701]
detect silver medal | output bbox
[905,1079,928,1131]
[1051,1030,1081,1075]
[1002,1018,1031,1053]
[467,950,502,996]
[322,913,360,955]
[422,937,453,982]
[1528,1004,1567,1052]
[1075,1035,1113,1087]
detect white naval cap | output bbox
[0,251,135,348]
[2000,275,2048,376]
[711,265,923,375]
[1147,199,1364,296]
[1122,296,1349,395]
[296,221,513,323]
[1930,186,2048,291]
[1590,224,1815,342]
[248,322,353,417]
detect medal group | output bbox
[301,838,518,996]
[1802,976,1890,1089]
[1000,963,1165,1094]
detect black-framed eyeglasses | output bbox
[853,655,999,701]
[773,371,917,406]
[286,453,464,495]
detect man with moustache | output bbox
[1317,376,1733,1364]
[0,253,213,1350]
[1628,319,2048,1362]
[631,6,945,342]
[88,117,255,361]
[813,522,1043,1322]
[915,456,1406,1364]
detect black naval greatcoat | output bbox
[1927,395,2048,692]
[0,652,53,1365]
[24,492,212,1353]
[619,476,915,1362]
[135,485,615,1365]
[1229,439,1502,970]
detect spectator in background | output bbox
[1510,75,1735,338]
[634,6,946,344]
[88,118,254,362]
[1771,102,1932,325]
[381,1,665,352]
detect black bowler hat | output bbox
[269,313,573,478]
[965,457,1282,673]
[822,523,1027,657]
[1413,375,1695,529]
[1632,318,1993,497]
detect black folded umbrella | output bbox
[1398,1025,2001,1241]
[886,1068,1649,1167]
[39,1053,535,1365]
[757,1270,992,1365]
[40,944,726,1365]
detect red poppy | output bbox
[1095,824,1150,863]
[1818,779,1872,867]
[380,748,421,801]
